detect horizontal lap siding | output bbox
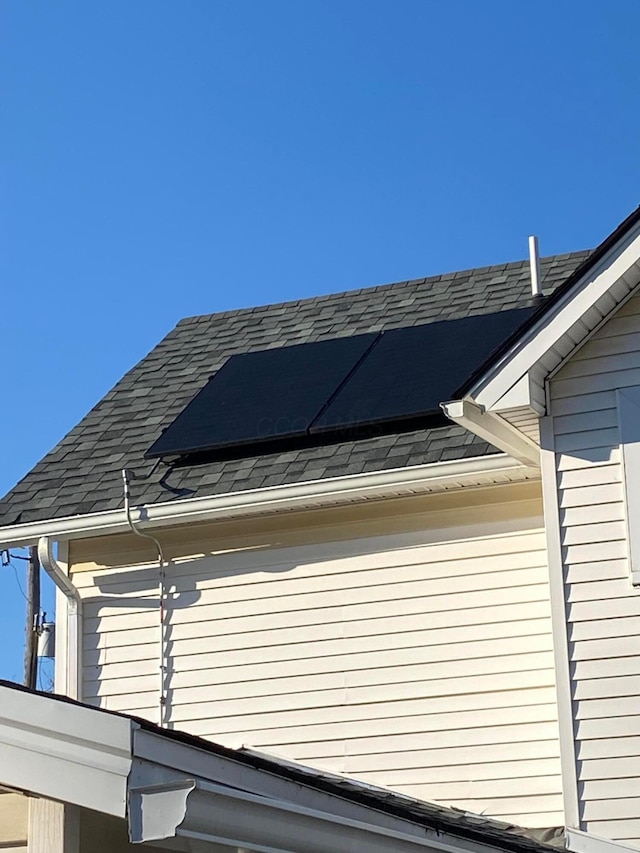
[551,291,640,845]
[75,514,560,828]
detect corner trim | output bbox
[539,415,580,828]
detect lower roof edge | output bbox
[0,453,539,549]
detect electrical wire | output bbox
[121,467,167,728]
[10,563,28,602]
[2,549,29,563]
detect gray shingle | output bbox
[0,250,589,526]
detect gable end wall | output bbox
[549,289,640,846]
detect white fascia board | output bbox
[0,454,537,549]
[566,828,640,853]
[128,777,511,853]
[441,401,540,467]
[471,223,640,413]
[0,684,132,817]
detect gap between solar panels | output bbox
[145,307,535,465]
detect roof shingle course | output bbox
[0,250,589,526]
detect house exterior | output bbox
[0,679,566,853]
[3,206,640,851]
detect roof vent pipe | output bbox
[529,235,542,297]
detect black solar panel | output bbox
[147,307,534,460]
[310,307,534,433]
[146,332,378,458]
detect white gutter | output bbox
[37,536,82,701]
[441,401,540,467]
[566,829,640,853]
[128,778,505,853]
[0,454,537,549]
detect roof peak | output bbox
[177,249,590,327]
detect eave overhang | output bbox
[0,682,131,817]
[441,401,540,466]
[444,208,640,454]
[472,217,640,414]
[0,454,538,549]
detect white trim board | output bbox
[566,828,640,853]
[0,455,537,549]
[470,223,640,415]
[616,387,640,585]
[539,416,580,827]
[0,683,131,817]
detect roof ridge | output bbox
[177,249,591,326]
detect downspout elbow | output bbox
[38,536,81,606]
[37,535,82,700]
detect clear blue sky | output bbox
[2,0,640,683]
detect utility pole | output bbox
[23,545,40,690]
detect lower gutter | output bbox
[0,679,555,853]
[0,454,537,549]
[566,829,640,853]
[128,778,502,853]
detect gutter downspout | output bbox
[37,536,82,701]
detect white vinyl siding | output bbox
[72,497,561,829]
[502,407,541,444]
[550,290,640,845]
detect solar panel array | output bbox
[146,333,377,458]
[311,307,533,433]
[146,306,534,460]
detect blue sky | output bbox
[1,0,640,682]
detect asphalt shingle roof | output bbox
[0,250,589,526]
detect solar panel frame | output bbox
[309,307,535,434]
[147,306,535,461]
[145,332,379,459]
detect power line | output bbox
[10,563,27,602]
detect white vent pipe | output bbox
[529,235,542,297]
